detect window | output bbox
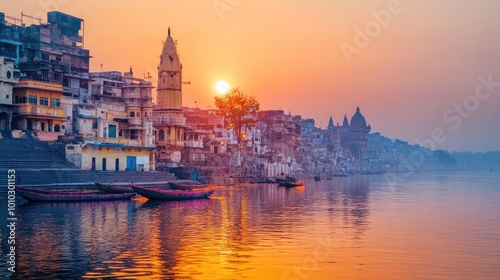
[6,94,9,99]
[41,70,49,80]
[40,97,49,106]
[15,96,26,103]
[6,71,11,79]
[29,95,37,105]
[159,130,165,141]
[51,98,60,107]
[130,112,135,117]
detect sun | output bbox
[215,80,230,94]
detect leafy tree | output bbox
[214,88,260,145]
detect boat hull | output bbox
[132,185,214,200]
[278,181,304,187]
[95,182,135,194]
[168,182,209,191]
[16,189,135,202]
[16,186,93,195]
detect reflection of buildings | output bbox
[153,28,186,165]
[14,177,372,278]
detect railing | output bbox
[17,105,64,117]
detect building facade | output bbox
[12,79,66,140]
[0,56,20,130]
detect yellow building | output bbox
[12,79,66,140]
[65,142,153,171]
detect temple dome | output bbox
[350,107,367,128]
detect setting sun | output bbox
[215,80,230,94]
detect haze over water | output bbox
[1,171,499,279]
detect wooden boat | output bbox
[275,176,297,184]
[331,174,348,177]
[16,189,135,202]
[278,180,304,187]
[95,182,135,194]
[16,186,93,195]
[132,185,214,201]
[314,176,321,181]
[168,182,209,191]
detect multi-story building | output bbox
[0,56,20,130]
[258,110,301,165]
[1,13,22,131]
[75,69,155,147]
[18,11,90,102]
[1,11,91,135]
[12,79,66,140]
[153,28,186,165]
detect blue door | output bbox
[191,168,199,181]
[126,156,136,171]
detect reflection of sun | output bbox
[215,80,230,94]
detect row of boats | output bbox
[16,182,215,203]
[16,177,307,203]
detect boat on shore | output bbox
[168,182,209,191]
[95,182,135,194]
[16,186,95,195]
[278,180,304,188]
[132,185,214,201]
[314,175,321,181]
[16,189,135,202]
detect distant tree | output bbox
[214,88,260,145]
[433,150,457,166]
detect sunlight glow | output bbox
[215,80,230,94]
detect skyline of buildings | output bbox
[1,10,498,176]
[2,2,500,152]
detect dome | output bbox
[350,107,367,128]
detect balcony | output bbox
[15,105,65,119]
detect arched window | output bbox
[54,124,60,132]
[159,130,165,141]
[130,112,135,117]
[136,112,140,118]
[177,129,181,141]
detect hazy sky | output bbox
[2,0,500,152]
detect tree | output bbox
[214,88,260,145]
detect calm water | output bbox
[1,171,499,279]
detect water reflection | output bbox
[5,177,374,279]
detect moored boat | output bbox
[278,181,304,187]
[95,182,135,194]
[16,189,135,202]
[16,186,94,195]
[275,176,298,184]
[168,182,209,191]
[132,185,214,200]
[314,175,321,181]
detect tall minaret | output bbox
[157,27,182,110]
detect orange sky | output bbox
[2,0,500,152]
